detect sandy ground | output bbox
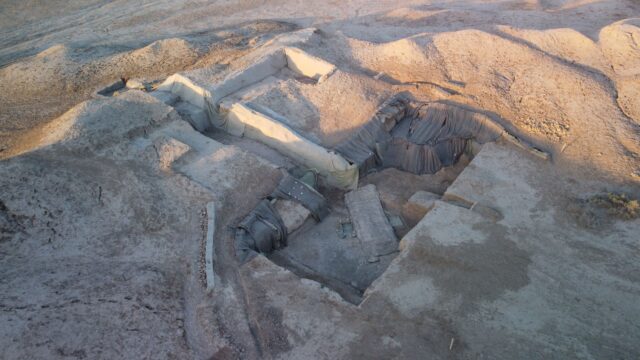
[1,0,640,359]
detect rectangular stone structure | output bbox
[345,184,398,257]
[206,202,216,290]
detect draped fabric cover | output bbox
[235,175,330,262]
[335,98,504,175]
[271,174,329,221]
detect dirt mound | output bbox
[497,26,610,72]
[349,29,612,140]
[600,19,640,77]
[599,19,640,123]
[251,70,391,147]
[0,21,296,157]
[0,39,195,155]
[346,28,640,180]
[38,91,175,152]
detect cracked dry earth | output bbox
[1,1,640,359]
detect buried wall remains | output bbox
[223,92,549,303]
[132,34,550,303]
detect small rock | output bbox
[367,256,380,263]
[125,79,145,90]
[402,191,440,224]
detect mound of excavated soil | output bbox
[345,25,640,180]
[251,69,392,146]
[0,20,295,156]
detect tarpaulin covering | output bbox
[379,137,468,174]
[334,99,504,175]
[235,173,331,261]
[272,174,329,221]
[334,95,408,170]
[235,200,287,263]
[397,103,503,145]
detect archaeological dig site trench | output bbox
[94,30,548,305]
[3,21,640,359]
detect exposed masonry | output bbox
[205,201,216,290]
[153,43,357,189]
[137,28,551,304]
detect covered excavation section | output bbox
[97,29,551,305]
[2,5,640,358]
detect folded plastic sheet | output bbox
[335,100,504,175]
[271,174,329,221]
[334,95,408,173]
[403,103,503,145]
[380,137,468,174]
[235,200,287,263]
[236,173,331,261]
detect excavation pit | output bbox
[149,46,547,304]
[228,97,512,304]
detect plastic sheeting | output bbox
[379,137,468,174]
[334,95,408,171]
[235,200,287,263]
[235,174,331,262]
[397,103,503,145]
[272,174,329,221]
[335,99,505,175]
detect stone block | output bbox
[402,191,440,224]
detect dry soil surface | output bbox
[1,1,640,359]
